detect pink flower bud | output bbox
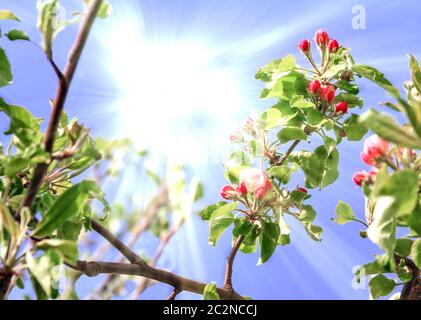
[243,117,255,134]
[254,180,272,200]
[352,170,368,186]
[298,39,311,54]
[335,101,348,113]
[360,134,389,166]
[239,168,269,193]
[229,131,243,143]
[297,187,308,194]
[237,181,247,195]
[319,84,336,104]
[315,29,329,47]
[368,167,379,178]
[328,39,339,53]
[220,185,237,200]
[307,79,321,95]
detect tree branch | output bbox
[70,260,244,300]
[91,219,146,266]
[398,256,420,300]
[21,0,104,210]
[0,0,104,301]
[223,235,245,291]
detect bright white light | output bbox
[98,20,244,166]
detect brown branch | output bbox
[91,219,145,265]
[278,139,301,166]
[70,260,243,300]
[21,0,104,210]
[398,256,420,300]
[167,288,180,300]
[0,0,104,301]
[223,235,245,292]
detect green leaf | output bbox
[37,0,64,59]
[267,164,296,184]
[334,93,363,108]
[258,221,280,264]
[97,1,113,18]
[199,201,227,221]
[278,216,290,246]
[409,54,421,94]
[360,109,421,148]
[411,239,421,269]
[33,180,104,237]
[0,47,13,88]
[26,250,62,297]
[355,257,392,282]
[298,145,339,189]
[290,97,315,109]
[0,202,19,240]
[277,127,307,144]
[6,29,30,41]
[368,274,396,299]
[343,114,368,141]
[255,55,296,82]
[334,200,356,224]
[307,109,323,126]
[203,282,220,300]
[266,71,308,99]
[0,10,20,21]
[352,64,400,98]
[336,80,359,94]
[208,202,236,246]
[35,239,78,263]
[395,238,413,257]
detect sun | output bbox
[96,15,244,166]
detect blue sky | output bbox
[2,0,421,299]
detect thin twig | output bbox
[223,235,245,291]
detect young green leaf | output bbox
[32,180,104,237]
[35,239,78,263]
[258,221,280,264]
[334,200,356,225]
[37,0,64,58]
[208,202,236,246]
[0,10,20,21]
[352,64,400,98]
[368,274,396,299]
[6,30,30,41]
[343,114,367,141]
[410,239,421,269]
[0,47,13,88]
[203,282,220,300]
[359,109,421,148]
[409,54,421,94]
[395,238,413,257]
[277,127,307,144]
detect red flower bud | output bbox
[315,29,329,47]
[220,185,236,200]
[319,84,336,104]
[307,79,321,94]
[237,181,247,195]
[297,187,308,194]
[335,101,348,113]
[298,39,311,54]
[352,170,368,186]
[360,134,389,166]
[328,39,339,53]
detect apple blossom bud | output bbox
[254,180,272,200]
[307,79,321,95]
[243,117,255,134]
[237,181,247,195]
[297,187,308,193]
[240,168,269,193]
[360,134,389,166]
[320,84,336,104]
[220,185,237,200]
[229,131,243,143]
[335,101,348,113]
[298,39,311,54]
[328,39,339,53]
[352,170,368,186]
[315,29,329,47]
